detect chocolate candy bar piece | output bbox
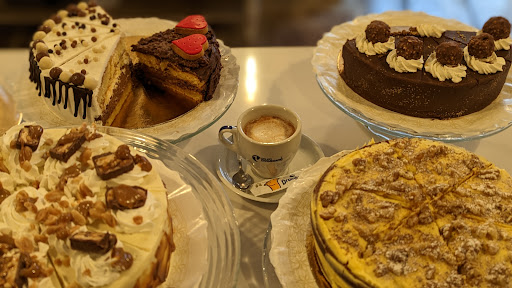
[69,231,117,254]
[18,252,44,279]
[15,125,43,151]
[93,151,134,180]
[111,247,133,271]
[134,154,152,172]
[106,184,147,210]
[49,131,86,162]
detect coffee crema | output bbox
[243,116,295,143]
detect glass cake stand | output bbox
[0,81,22,134]
[94,126,241,288]
[12,18,240,144]
[262,223,282,288]
[312,11,512,142]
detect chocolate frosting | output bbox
[341,30,512,119]
[132,28,221,84]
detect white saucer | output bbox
[216,134,324,203]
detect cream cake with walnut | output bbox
[310,138,512,287]
[0,123,173,287]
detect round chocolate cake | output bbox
[339,20,512,119]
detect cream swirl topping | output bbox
[0,123,54,188]
[355,33,395,56]
[495,37,512,50]
[72,251,122,287]
[113,190,163,233]
[0,172,15,192]
[106,165,150,188]
[40,131,116,193]
[425,52,467,83]
[29,277,54,288]
[415,24,446,38]
[463,46,505,74]
[0,187,42,238]
[386,49,424,73]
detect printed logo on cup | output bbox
[252,155,283,162]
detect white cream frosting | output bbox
[113,190,162,233]
[415,24,446,38]
[386,49,424,72]
[355,33,395,56]
[39,34,121,123]
[31,3,122,123]
[72,249,122,287]
[0,187,44,239]
[106,165,150,188]
[424,52,467,83]
[47,228,124,288]
[495,37,512,50]
[29,277,55,288]
[463,46,505,74]
[0,172,15,192]
[0,123,54,188]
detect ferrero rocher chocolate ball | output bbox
[365,20,390,44]
[435,41,463,66]
[396,36,423,60]
[468,33,495,59]
[482,16,511,40]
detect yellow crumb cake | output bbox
[310,138,512,288]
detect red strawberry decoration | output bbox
[175,15,208,35]
[171,34,209,60]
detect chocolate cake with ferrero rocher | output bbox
[339,16,512,119]
[310,137,512,288]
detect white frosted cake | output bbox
[0,123,173,287]
[28,2,132,126]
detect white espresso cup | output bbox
[219,104,302,179]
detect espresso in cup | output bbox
[243,116,295,143]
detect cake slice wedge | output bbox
[131,18,222,107]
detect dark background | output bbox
[1,0,511,48]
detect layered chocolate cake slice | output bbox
[131,15,222,106]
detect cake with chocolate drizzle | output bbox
[339,17,512,119]
[28,1,129,125]
[0,123,174,287]
[310,138,512,287]
[29,2,222,126]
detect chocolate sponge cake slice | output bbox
[131,25,222,106]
